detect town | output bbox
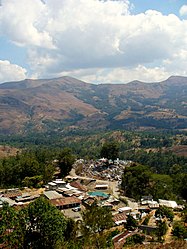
[0,156,186,249]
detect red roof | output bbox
[113,231,129,243]
[70,181,87,192]
[113,212,127,223]
[50,197,81,207]
[3,191,22,198]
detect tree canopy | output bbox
[121,164,151,200]
[125,214,138,231]
[0,149,56,188]
[172,222,187,239]
[100,141,119,162]
[57,148,75,177]
[26,197,67,249]
[0,197,68,249]
[81,202,113,248]
[121,162,187,201]
[155,206,174,222]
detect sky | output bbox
[1,0,187,84]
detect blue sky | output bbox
[1,37,27,68]
[0,0,187,83]
[131,0,186,15]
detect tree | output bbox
[0,148,55,188]
[0,198,78,249]
[0,202,26,248]
[121,164,151,201]
[63,218,77,242]
[57,148,75,177]
[22,175,43,188]
[81,202,113,248]
[169,164,182,175]
[125,215,138,231]
[25,197,67,249]
[142,216,150,225]
[156,220,168,242]
[155,206,174,222]
[100,141,119,162]
[42,163,55,184]
[172,222,187,239]
[180,174,187,201]
[125,234,145,246]
[150,174,173,200]
[182,206,187,223]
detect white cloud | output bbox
[61,65,170,84]
[1,0,187,83]
[0,0,54,48]
[180,5,187,16]
[96,65,171,83]
[0,60,27,83]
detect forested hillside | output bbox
[0,76,187,134]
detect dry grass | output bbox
[0,145,20,158]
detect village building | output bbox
[15,194,40,203]
[138,225,157,235]
[158,199,178,209]
[107,196,120,206]
[141,195,153,205]
[47,182,57,190]
[50,196,81,210]
[95,184,108,190]
[118,206,132,213]
[43,190,62,200]
[148,201,159,209]
[88,191,109,200]
[83,196,96,207]
[70,180,87,192]
[64,176,78,182]
[112,231,135,249]
[3,190,22,200]
[113,211,127,226]
[52,179,66,188]
[0,197,16,207]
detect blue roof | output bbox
[88,191,108,198]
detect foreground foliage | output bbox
[125,234,145,247]
[0,198,114,249]
[126,240,187,249]
[81,202,114,248]
[0,197,67,249]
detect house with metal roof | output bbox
[50,197,81,210]
[43,191,62,200]
[0,197,16,207]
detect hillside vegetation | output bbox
[0,76,187,134]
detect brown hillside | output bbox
[0,76,187,134]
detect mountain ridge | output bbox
[0,76,187,134]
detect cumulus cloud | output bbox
[60,65,170,84]
[0,60,27,83]
[1,0,187,83]
[0,0,54,48]
[180,5,187,16]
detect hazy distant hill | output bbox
[0,76,187,134]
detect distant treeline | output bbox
[0,129,186,157]
[0,130,187,202]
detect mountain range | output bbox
[0,76,187,134]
